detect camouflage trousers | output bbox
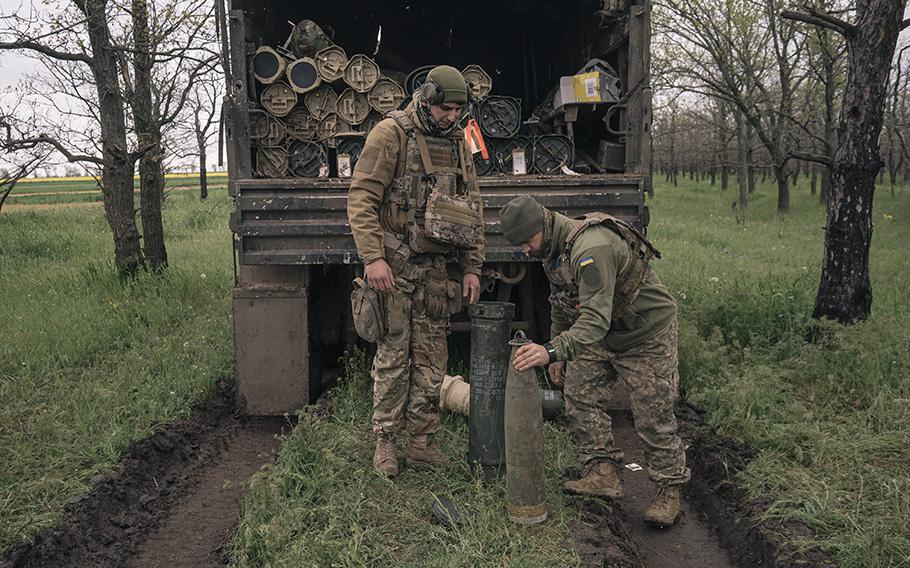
[371,254,450,438]
[563,320,690,485]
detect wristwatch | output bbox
[544,342,558,364]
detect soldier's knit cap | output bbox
[500,195,546,245]
[427,65,468,104]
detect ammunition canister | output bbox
[252,46,286,85]
[467,302,515,482]
[439,374,470,416]
[286,57,321,94]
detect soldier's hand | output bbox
[365,259,394,294]
[513,343,550,371]
[463,273,481,305]
[548,361,565,386]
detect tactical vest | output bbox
[383,110,481,255]
[544,213,661,324]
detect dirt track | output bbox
[1,383,837,568]
[0,380,289,568]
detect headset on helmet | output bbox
[419,78,475,105]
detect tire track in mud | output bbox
[130,418,285,568]
[1,380,288,568]
[610,411,735,567]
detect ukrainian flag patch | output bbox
[579,256,594,268]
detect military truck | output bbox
[221,0,652,414]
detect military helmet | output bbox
[419,65,469,105]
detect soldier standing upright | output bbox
[498,195,689,527]
[347,66,484,477]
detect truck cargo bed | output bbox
[230,174,648,265]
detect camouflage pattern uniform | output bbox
[347,102,484,439]
[545,212,689,486]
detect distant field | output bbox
[10,172,228,195]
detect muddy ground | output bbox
[0,379,288,568]
[1,382,837,568]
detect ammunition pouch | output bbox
[351,277,386,343]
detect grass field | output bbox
[231,351,583,567]
[6,172,227,197]
[1,175,908,566]
[0,187,234,551]
[653,179,910,567]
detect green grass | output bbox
[649,177,910,567]
[0,188,235,552]
[230,351,583,568]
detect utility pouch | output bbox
[446,279,463,315]
[423,191,480,249]
[350,277,386,343]
[424,270,450,321]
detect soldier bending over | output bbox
[499,195,689,527]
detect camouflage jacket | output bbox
[346,102,485,275]
[545,213,677,359]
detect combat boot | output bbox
[563,461,624,498]
[373,435,399,477]
[643,484,681,527]
[405,434,455,470]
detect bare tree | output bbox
[184,73,222,200]
[656,0,810,212]
[1,1,218,270]
[783,0,910,322]
[883,45,909,194]
[119,0,217,268]
[1,2,144,271]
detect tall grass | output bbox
[651,178,910,567]
[0,189,235,551]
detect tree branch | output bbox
[7,134,104,165]
[788,151,832,167]
[780,9,857,38]
[0,40,92,64]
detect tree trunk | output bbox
[132,0,168,270]
[775,163,790,213]
[721,164,729,190]
[821,27,837,205]
[811,166,817,196]
[813,0,904,323]
[82,0,143,272]
[734,109,749,210]
[198,135,208,200]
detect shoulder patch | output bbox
[579,256,594,268]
